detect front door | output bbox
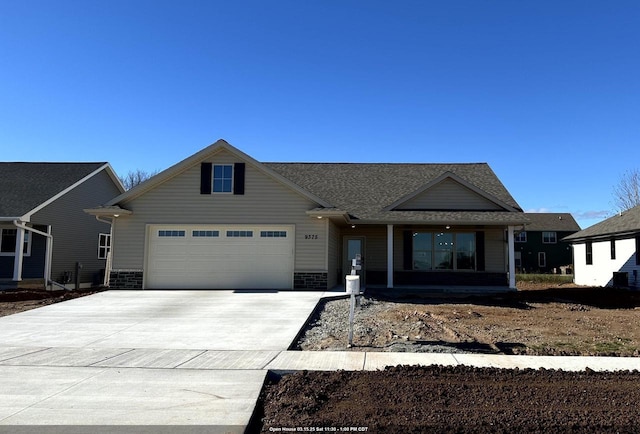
[343,237,365,286]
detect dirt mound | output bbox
[257,365,640,433]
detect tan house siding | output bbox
[484,228,507,272]
[396,178,504,210]
[31,169,121,285]
[327,219,341,288]
[112,149,326,276]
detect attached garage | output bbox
[145,225,294,289]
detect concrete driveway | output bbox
[0,290,324,432]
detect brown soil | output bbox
[257,365,640,433]
[0,289,103,317]
[296,283,640,356]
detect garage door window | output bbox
[193,230,219,237]
[261,231,287,238]
[227,230,253,237]
[158,230,185,237]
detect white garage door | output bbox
[146,225,294,289]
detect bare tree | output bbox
[119,169,159,190]
[613,168,640,212]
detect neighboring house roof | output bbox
[522,213,581,232]
[564,206,640,243]
[266,162,527,225]
[0,162,121,218]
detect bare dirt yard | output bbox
[0,288,102,317]
[252,282,640,433]
[295,282,640,356]
[258,365,640,433]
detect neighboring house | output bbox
[0,163,124,289]
[514,213,580,274]
[564,206,640,288]
[86,140,529,291]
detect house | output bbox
[86,140,529,291]
[0,163,124,289]
[563,206,640,288]
[514,213,580,274]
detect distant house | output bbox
[514,213,580,274]
[564,206,640,288]
[0,163,124,289]
[87,140,529,291]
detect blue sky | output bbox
[1,1,639,228]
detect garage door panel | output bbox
[147,225,294,289]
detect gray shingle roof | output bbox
[0,162,106,217]
[564,206,640,242]
[265,162,526,224]
[523,213,581,232]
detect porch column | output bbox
[12,226,25,281]
[44,225,52,283]
[507,225,516,289]
[387,224,394,288]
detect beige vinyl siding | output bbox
[327,220,341,288]
[396,178,504,210]
[112,149,326,272]
[484,228,507,272]
[31,169,122,284]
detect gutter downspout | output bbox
[12,220,54,288]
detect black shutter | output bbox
[233,163,245,195]
[200,163,212,194]
[403,230,413,270]
[476,231,485,271]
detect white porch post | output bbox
[44,225,52,284]
[387,224,394,288]
[507,225,516,289]
[12,226,25,281]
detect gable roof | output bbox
[107,140,332,208]
[265,162,527,225]
[0,162,117,218]
[523,213,581,232]
[564,206,640,242]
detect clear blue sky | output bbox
[2,1,639,229]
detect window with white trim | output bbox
[98,233,111,259]
[515,231,527,243]
[226,230,253,237]
[0,228,31,256]
[158,230,185,237]
[213,165,233,193]
[542,231,557,244]
[260,231,287,238]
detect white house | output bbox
[564,205,640,288]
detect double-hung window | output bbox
[515,231,527,243]
[213,165,233,193]
[98,233,111,259]
[542,231,557,244]
[0,228,31,256]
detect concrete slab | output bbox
[177,350,280,370]
[452,354,640,372]
[364,352,459,370]
[266,351,365,371]
[0,347,132,367]
[0,347,48,362]
[92,349,206,369]
[0,366,265,427]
